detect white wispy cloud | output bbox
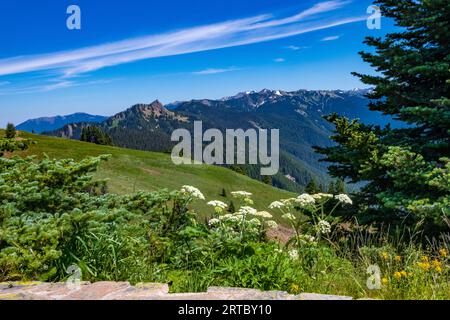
[41,81,76,92]
[321,35,341,41]
[286,45,301,51]
[193,67,239,75]
[274,58,286,63]
[0,0,363,81]
[0,79,112,95]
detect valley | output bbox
[24,88,393,193]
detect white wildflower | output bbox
[295,194,316,207]
[239,206,257,216]
[248,227,259,234]
[335,194,353,205]
[312,193,334,201]
[266,220,278,229]
[207,200,228,213]
[289,249,299,260]
[282,198,297,206]
[274,248,283,254]
[230,216,241,223]
[269,201,285,210]
[298,234,316,245]
[208,218,220,226]
[282,213,296,221]
[249,218,261,226]
[231,191,253,198]
[255,211,273,219]
[317,220,331,234]
[207,200,228,209]
[221,214,240,223]
[180,185,205,200]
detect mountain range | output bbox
[17,113,107,134]
[22,88,395,192]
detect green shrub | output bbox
[1,139,449,300]
[0,155,203,282]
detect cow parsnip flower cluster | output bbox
[254,211,273,219]
[231,191,254,206]
[231,191,253,198]
[180,185,205,200]
[268,201,284,210]
[335,194,353,205]
[238,206,258,216]
[207,200,228,213]
[317,220,331,235]
[312,193,334,201]
[289,249,299,260]
[206,191,279,240]
[295,194,316,207]
[269,192,353,250]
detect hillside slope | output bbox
[12,131,294,219]
[44,89,377,192]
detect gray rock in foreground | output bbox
[0,282,354,300]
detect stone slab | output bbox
[0,282,355,300]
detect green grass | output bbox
[13,131,294,219]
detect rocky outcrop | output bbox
[0,282,353,300]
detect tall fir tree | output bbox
[305,179,319,194]
[228,201,236,213]
[80,126,113,146]
[315,0,449,233]
[334,180,346,194]
[5,123,16,139]
[262,175,272,186]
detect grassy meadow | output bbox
[12,131,294,221]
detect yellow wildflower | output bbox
[439,248,448,258]
[381,252,389,261]
[400,270,407,277]
[421,256,429,263]
[382,277,389,285]
[290,284,301,294]
[431,259,443,273]
[393,271,402,279]
[432,259,441,268]
[418,262,431,271]
[395,255,402,262]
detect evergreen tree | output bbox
[1,126,32,157]
[228,201,236,213]
[316,0,450,232]
[81,126,113,146]
[230,165,246,176]
[5,123,16,139]
[262,175,272,186]
[305,179,319,194]
[327,181,335,194]
[334,179,346,194]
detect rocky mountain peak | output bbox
[130,100,173,118]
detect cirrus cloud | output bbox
[321,35,341,41]
[0,0,364,88]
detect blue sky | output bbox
[0,0,395,127]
